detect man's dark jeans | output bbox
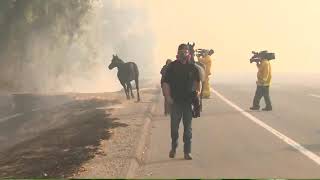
[252,85,272,108]
[170,102,193,153]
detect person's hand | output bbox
[256,61,260,67]
[165,96,174,104]
[195,90,201,97]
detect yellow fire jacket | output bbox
[198,55,212,76]
[256,60,272,86]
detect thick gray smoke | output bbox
[0,0,156,93]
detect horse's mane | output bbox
[116,57,125,64]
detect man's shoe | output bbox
[169,150,176,158]
[262,107,272,111]
[250,106,260,110]
[184,153,193,160]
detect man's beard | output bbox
[177,53,191,62]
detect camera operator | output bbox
[250,55,273,111]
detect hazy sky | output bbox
[136,0,320,73]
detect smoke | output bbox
[0,0,156,93]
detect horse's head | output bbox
[187,42,196,56]
[108,54,124,69]
[187,42,196,62]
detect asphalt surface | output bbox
[1,79,320,178]
[138,82,320,178]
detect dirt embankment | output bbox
[0,87,160,178]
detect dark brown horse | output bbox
[187,42,206,114]
[108,55,140,101]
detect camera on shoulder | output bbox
[250,50,275,63]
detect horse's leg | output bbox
[135,78,140,102]
[200,81,204,112]
[121,82,129,100]
[125,82,131,100]
[127,82,134,99]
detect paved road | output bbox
[138,82,320,178]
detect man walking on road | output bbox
[162,43,201,160]
[250,57,273,111]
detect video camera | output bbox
[250,50,275,63]
[196,49,214,57]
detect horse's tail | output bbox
[133,62,139,78]
[132,62,140,101]
[194,62,206,112]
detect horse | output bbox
[187,42,206,113]
[108,54,140,102]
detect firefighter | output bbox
[197,50,213,98]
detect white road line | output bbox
[309,94,320,98]
[0,113,23,123]
[140,87,158,91]
[31,108,41,112]
[212,88,320,166]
